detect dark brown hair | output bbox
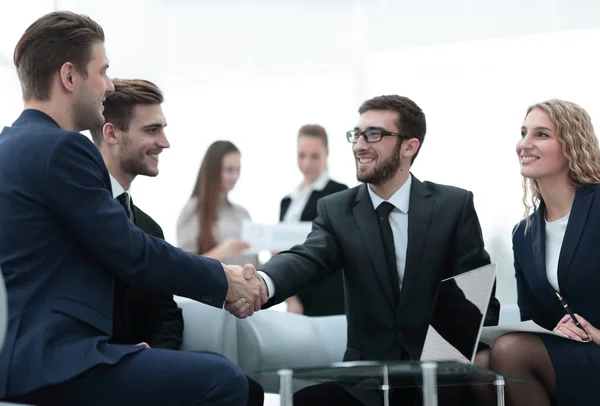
[13,11,105,101]
[298,124,328,150]
[359,95,426,163]
[191,141,240,254]
[89,78,163,145]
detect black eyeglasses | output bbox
[346,128,404,144]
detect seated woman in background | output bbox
[279,124,348,316]
[473,99,600,406]
[176,140,258,267]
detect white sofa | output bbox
[175,297,520,394]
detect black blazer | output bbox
[279,179,348,316]
[513,185,600,405]
[111,204,184,350]
[513,186,600,328]
[262,175,500,363]
[279,179,348,222]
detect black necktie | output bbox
[116,193,133,221]
[376,202,401,304]
[113,192,132,343]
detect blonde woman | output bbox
[474,99,600,405]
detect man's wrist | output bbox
[257,270,275,299]
[257,273,269,297]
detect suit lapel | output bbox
[397,177,433,314]
[280,198,291,222]
[353,184,397,311]
[531,203,549,290]
[129,197,137,225]
[557,185,595,290]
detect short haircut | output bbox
[89,79,163,145]
[13,11,105,101]
[359,95,426,163]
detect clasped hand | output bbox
[222,263,268,318]
[553,313,599,343]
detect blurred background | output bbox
[2,0,600,307]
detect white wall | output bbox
[2,1,600,306]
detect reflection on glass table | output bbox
[263,360,521,406]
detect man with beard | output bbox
[228,95,500,406]
[91,78,265,406]
[0,11,265,405]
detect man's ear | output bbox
[403,138,420,160]
[102,122,119,145]
[58,62,77,93]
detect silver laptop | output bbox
[420,263,497,364]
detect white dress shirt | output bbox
[367,176,411,290]
[109,174,132,206]
[259,176,412,299]
[545,213,569,291]
[282,171,330,223]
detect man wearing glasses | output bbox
[229,95,500,405]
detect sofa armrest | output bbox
[236,310,347,393]
[498,304,520,325]
[175,296,238,363]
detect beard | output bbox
[356,139,402,185]
[73,89,104,131]
[118,139,158,179]
[72,87,104,132]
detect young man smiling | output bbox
[231,95,501,406]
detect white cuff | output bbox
[257,271,276,299]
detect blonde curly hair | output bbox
[522,99,600,230]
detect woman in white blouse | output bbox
[176,140,257,267]
[473,99,600,406]
[279,124,348,316]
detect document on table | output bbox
[241,221,313,253]
[480,320,575,345]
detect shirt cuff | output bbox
[257,271,276,299]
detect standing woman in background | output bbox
[177,140,258,267]
[279,124,348,316]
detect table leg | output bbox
[380,364,390,406]
[494,376,505,406]
[421,362,438,406]
[278,369,293,406]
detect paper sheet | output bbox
[480,320,575,345]
[241,221,313,254]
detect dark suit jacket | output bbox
[111,205,183,350]
[262,175,500,363]
[279,179,348,316]
[279,179,348,222]
[0,110,226,399]
[513,185,600,329]
[512,185,600,405]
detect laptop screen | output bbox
[419,263,497,364]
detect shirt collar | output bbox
[312,171,330,191]
[289,171,330,199]
[367,175,412,214]
[109,174,130,199]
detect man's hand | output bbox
[223,263,267,318]
[224,264,268,318]
[285,295,304,315]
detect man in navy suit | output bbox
[0,11,266,405]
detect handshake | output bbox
[222,263,269,318]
